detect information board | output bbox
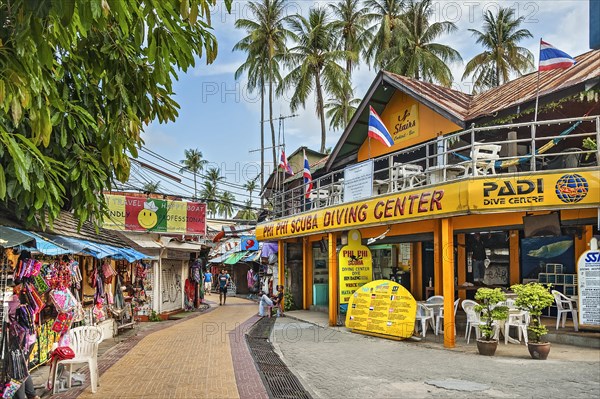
[343,160,373,203]
[345,279,417,340]
[339,229,372,304]
[577,239,600,327]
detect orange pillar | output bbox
[433,219,442,295]
[457,234,466,300]
[509,230,520,285]
[441,218,455,348]
[303,237,313,309]
[328,232,339,327]
[278,240,285,288]
[411,242,423,299]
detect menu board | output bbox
[339,229,373,304]
[345,279,417,339]
[577,247,600,327]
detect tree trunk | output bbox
[315,71,326,153]
[193,174,197,200]
[269,70,277,169]
[260,83,265,207]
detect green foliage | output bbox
[180,148,208,199]
[283,290,295,311]
[0,0,231,227]
[582,137,597,160]
[511,283,555,343]
[475,288,508,341]
[149,310,162,322]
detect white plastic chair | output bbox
[462,143,501,176]
[415,303,436,337]
[436,298,460,336]
[461,299,481,344]
[52,326,104,394]
[391,163,425,192]
[552,290,579,331]
[504,310,529,345]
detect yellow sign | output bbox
[256,170,600,240]
[339,230,372,304]
[257,184,465,240]
[469,171,600,211]
[346,279,417,339]
[391,102,419,143]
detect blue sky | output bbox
[138,0,592,206]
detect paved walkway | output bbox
[273,311,600,398]
[61,297,264,399]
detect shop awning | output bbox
[224,251,248,265]
[119,232,163,249]
[49,235,152,261]
[0,226,36,248]
[6,228,72,256]
[241,251,260,262]
[209,247,237,264]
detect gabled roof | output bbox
[326,49,600,172]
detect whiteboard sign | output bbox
[343,160,373,203]
[577,248,600,327]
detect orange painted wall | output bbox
[358,91,462,161]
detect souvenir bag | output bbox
[16,305,35,334]
[49,289,77,312]
[24,283,45,315]
[32,274,50,294]
[51,312,73,335]
[2,379,22,399]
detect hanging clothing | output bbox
[247,269,254,289]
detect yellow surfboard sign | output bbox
[346,279,417,340]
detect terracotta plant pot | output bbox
[528,342,551,360]
[476,339,498,356]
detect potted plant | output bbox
[511,282,555,360]
[474,288,509,356]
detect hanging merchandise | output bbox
[247,269,254,289]
[70,260,83,289]
[190,261,202,284]
[32,274,50,294]
[51,312,73,335]
[93,301,106,322]
[49,289,77,313]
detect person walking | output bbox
[204,269,213,295]
[218,269,231,305]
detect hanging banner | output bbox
[346,279,417,340]
[339,229,372,305]
[241,236,259,251]
[103,194,206,234]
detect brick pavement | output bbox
[272,316,600,398]
[49,297,263,399]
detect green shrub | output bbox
[475,288,508,341]
[511,283,554,343]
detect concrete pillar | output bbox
[441,218,455,348]
[433,220,442,295]
[302,237,313,310]
[509,230,520,285]
[328,232,338,327]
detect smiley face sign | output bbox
[138,200,159,229]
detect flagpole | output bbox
[533,38,542,123]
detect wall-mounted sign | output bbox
[241,236,259,251]
[104,194,206,234]
[391,103,419,143]
[346,279,416,340]
[577,240,600,327]
[343,160,373,203]
[339,229,372,304]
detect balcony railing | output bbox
[269,115,600,220]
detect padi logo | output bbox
[555,174,588,203]
[482,178,544,206]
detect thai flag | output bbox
[368,106,394,147]
[539,40,576,71]
[303,150,312,199]
[279,150,293,175]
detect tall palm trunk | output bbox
[315,70,326,153]
[193,175,197,199]
[269,69,277,168]
[260,82,265,207]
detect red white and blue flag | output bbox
[303,150,312,199]
[539,40,576,71]
[279,150,293,175]
[368,106,394,147]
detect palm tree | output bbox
[280,8,350,153]
[380,0,462,87]
[179,149,208,199]
[329,0,370,128]
[205,167,224,187]
[200,181,218,217]
[218,191,236,219]
[462,7,534,92]
[234,0,291,168]
[325,95,361,131]
[243,179,257,204]
[238,199,257,220]
[364,0,405,68]
[142,181,161,194]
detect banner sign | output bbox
[577,241,600,327]
[241,236,259,251]
[339,230,372,304]
[104,194,206,234]
[346,280,416,339]
[256,171,599,240]
[343,160,373,203]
